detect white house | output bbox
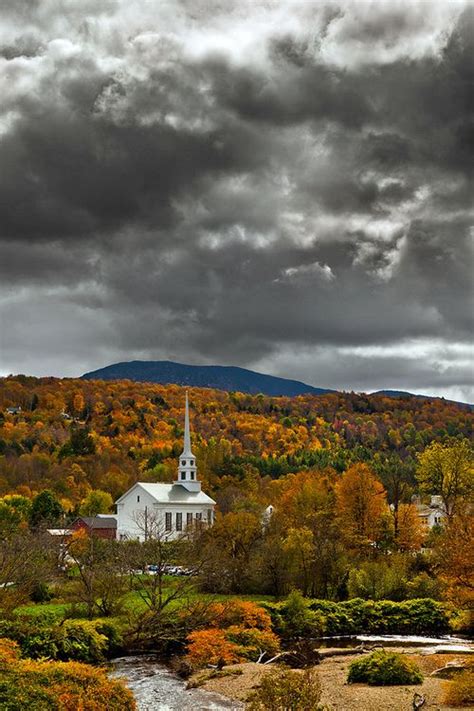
[116,393,216,540]
[415,494,447,530]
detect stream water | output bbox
[110,655,244,711]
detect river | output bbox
[110,655,244,711]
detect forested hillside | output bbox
[0,375,471,511]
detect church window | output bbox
[137,495,140,503]
[165,512,172,531]
[191,472,195,480]
[207,509,212,524]
[176,512,182,531]
[187,512,193,527]
[181,472,186,480]
[191,460,194,466]
[181,460,186,466]
[196,512,202,521]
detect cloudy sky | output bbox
[0,0,473,400]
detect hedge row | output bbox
[0,618,123,662]
[263,596,451,638]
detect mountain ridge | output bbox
[82,360,335,397]
[81,360,471,406]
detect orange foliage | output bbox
[0,376,471,513]
[335,463,389,547]
[396,503,424,551]
[186,628,243,667]
[207,600,272,630]
[0,637,135,710]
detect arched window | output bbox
[181,472,186,480]
[191,472,195,480]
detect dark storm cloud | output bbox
[0,0,472,399]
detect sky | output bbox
[0,0,473,401]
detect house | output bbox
[116,393,216,541]
[415,495,447,530]
[71,515,118,539]
[6,406,21,415]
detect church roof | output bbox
[116,482,216,505]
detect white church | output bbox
[115,393,216,540]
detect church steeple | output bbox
[175,392,201,492]
[182,391,193,457]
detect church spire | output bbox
[175,392,201,492]
[182,391,193,457]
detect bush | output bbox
[208,600,273,631]
[22,620,108,662]
[225,626,280,661]
[0,638,135,710]
[266,591,324,640]
[347,650,423,686]
[186,629,243,668]
[30,582,53,603]
[0,618,120,662]
[308,597,450,636]
[443,668,474,707]
[247,667,324,710]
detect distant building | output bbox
[71,515,117,540]
[115,393,216,541]
[415,494,447,530]
[262,504,274,528]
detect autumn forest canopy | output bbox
[0,374,472,522]
[0,375,472,510]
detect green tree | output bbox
[29,490,63,529]
[79,490,113,517]
[417,439,473,519]
[60,427,96,458]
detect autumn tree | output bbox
[433,509,474,612]
[0,528,55,615]
[374,454,415,538]
[122,510,199,615]
[199,511,262,593]
[335,463,390,550]
[79,489,113,516]
[417,438,473,519]
[395,503,424,551]
[66,531,128,618]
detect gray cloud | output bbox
[0,0,472,400]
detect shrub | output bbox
[186,629,243,668]
[443,668,474,707]
[209,600,273,631]
[274,591,325,639]
[30,582,53,603]
[307,597,451,636]
[347,650,423,686]
[0,637,135,710]
[0,618,117,662]
[247,667,324,710]
[225,626,280,661]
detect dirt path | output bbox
[193,651,470,710]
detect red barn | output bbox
[71,516,117,540]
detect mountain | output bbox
[81,360,335,397]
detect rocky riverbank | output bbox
[192,648,472,710]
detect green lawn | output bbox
[15,584,275,621]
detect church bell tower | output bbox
[175,392,201,493]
